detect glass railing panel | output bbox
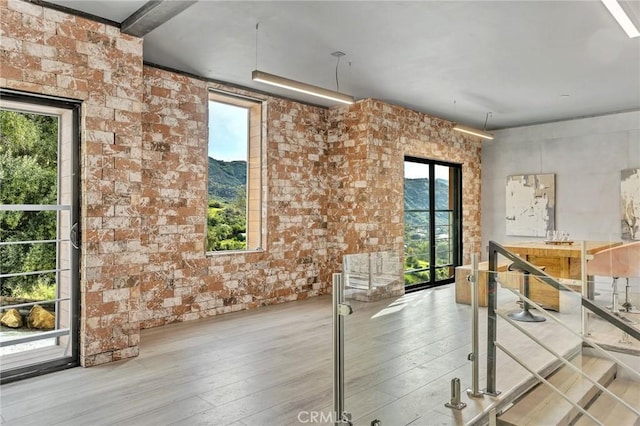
[341,250,403,424]
[585,274,640,354]
[343,251,403,302]
[337,253,481,425]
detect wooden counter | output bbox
[501,240,622,311]
[455,261,509,307]
[502,241,622,279]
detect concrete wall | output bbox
[482,110,640,256]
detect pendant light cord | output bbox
[483,112,492,131]
[255,22,259,69]
[335,55,341,92]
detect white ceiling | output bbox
[48,0,640,130]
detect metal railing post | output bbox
[333,273,353,425]
[467,253,483,398]
[445,377,467,410]
[580,240,589,336]
[484,242,500,396]
[333,273,344,425]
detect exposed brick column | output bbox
[326,99,483,292]
[139,66,209,328]
[0,0,144,366]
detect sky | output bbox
[404,161,450,180]
[208,101,248,162]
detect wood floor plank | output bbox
[115,396,215,426]
[497,355,617,426]
[0,283,622,426]
[574,378,640,425]
[63,395,215,426]
[237,382,333,426]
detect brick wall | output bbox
[139,67,209,328]
[0,0,144,365]
[139,69,329,327]
[1,0,482,367]
[327,99,483,292]
[394,102,483,263]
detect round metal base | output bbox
[621,302,639,313]
[508,309,546,322]
[607,306,640,316]
[466,388,484,398]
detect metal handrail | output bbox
[488,241,640,338]
[1,297,71,311]
[502,287,640,382]
[497,309,640,416]
[0,328,70,347]
[0,204,71,211]
[404,263,455,274]
[495,341,604,426]
[486,240,640,395]
[0,268,70,279]
[404,208,454,213]
[0,238,69,246]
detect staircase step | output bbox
[574,378,640,426]
[498,354,617,426]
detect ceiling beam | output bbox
[121,1,198,37]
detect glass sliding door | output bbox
[404,157,462,291]
[0,91,80,382]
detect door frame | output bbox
[0,89,81,383]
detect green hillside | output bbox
[208,157,246,202]
[404,178,450,211]
[207,168,450,212]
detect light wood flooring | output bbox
[0,284,634,426]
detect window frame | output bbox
[0,88,81,382]
[403,156,463,291]
[206,90,265,254]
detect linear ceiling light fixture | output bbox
[251,22,354,105]
[452,124,494,140]
[601,0,640,38]
[251,70,354,104]
[453,112,494,140]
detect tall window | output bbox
[207,92,262,252]
[404,157,462,290]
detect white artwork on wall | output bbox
[621,168,640,241]
[506,174,555,237]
